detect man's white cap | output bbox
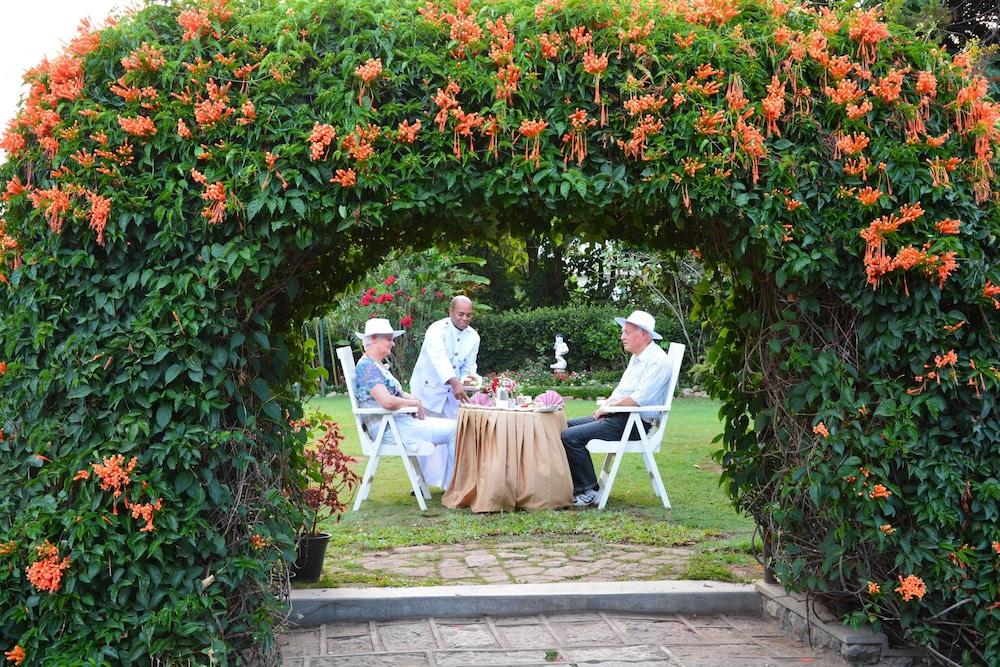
[355,318,406,340]
[614,310,662,340]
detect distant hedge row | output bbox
[474,305,684,373]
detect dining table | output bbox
[442,403,573,512]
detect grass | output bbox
[301,396,759,587]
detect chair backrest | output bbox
[662,342,685,412]
[643,342,685,452]
[336,346,375,452]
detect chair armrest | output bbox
[354,407,419,415]
[600,405,670,413]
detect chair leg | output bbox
[597,453,615,488]
[353,453,381,511]
[596,449,626,510]
[399,449,428,511]
[642,449,670,509]
[410,455,431,499]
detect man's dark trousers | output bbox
[561,413,649,495]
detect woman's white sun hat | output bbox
[355,318,406,340]
[614,310,663,340]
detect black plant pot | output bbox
[291,532,330,583]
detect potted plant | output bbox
[291,418,360,583]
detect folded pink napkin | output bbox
[469,391,494,407]
[536,390,564,407]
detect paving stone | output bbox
[391,566,436,577]
[675,657,844,667]
[689,625,751,643]
[528,548,567,558]
[437,622,501,648]
[559,644,673,662]
[549,619,624,646]
[395,545,436,553]
[536,558,567,567]
[492,615,544,625]
[326,634,374,654]
[615,619,702,644]
[278,628,321,656]
[434,649,566,666]
[478,566,507,576]
[684,614,730,627]
[751,638,835,658]
[377,621,435,651]
[541,564,593,578]
[322,622,370,638]
[507,565,545,576]
[439,567,474,580]
[722,614,788,637]
[546,612,606,622]
[465,553,499,567]
[482,572,512,583]
[281,659,304,667]
[518,574,565,583]
[308,653,430,666]
[494,623,559,648]
[667,645,772,660]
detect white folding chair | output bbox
[336,347,434,511]
[585,342,685,509]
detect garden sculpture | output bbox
[550,335,569,371]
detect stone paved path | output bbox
[279,611,848,666]
[339,541,761,586]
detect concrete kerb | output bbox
[288,580,759,626]
[757,581,929,665]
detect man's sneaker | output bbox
[572,489,599,507]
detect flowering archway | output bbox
[0,0,997,663]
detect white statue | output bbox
[550,334,568,371]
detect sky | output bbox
[0,0,124,126]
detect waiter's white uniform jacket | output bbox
[410,317,480,417]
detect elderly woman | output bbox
[354,318,457,488]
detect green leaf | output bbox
[156,404,172,429]
[164,364,183,384]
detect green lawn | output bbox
[302,396,758,587]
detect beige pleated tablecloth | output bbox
[442,404,573,512]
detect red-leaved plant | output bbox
[296,419,360,535]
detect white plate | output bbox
[532,405,562,413]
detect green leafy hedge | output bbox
[475,305,685,372]
[0,0,997,663]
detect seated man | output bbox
[560,310,672,507]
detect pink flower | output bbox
[401,315,413,328]
[360,293,373,306]
[435,290,445,299]
[385,275,397,286]
[421,287,428,294]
